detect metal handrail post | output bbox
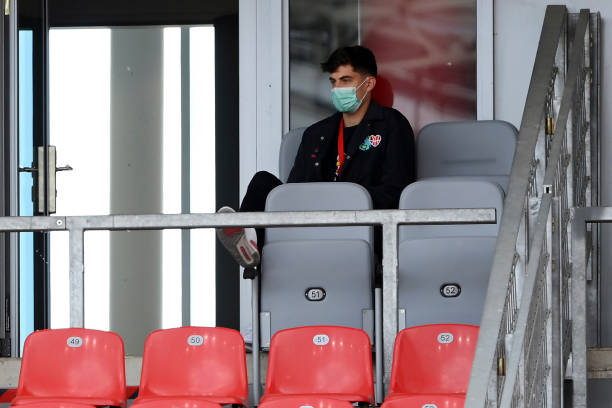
[252,275,260,405]
[375,286,383,402]
[68,227,85,328]
[570,208,612,407]
[381,221,399,385]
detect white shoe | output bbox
[216,206,260,268]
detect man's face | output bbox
[329,64,374,101]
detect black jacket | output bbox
[287,100,415,209]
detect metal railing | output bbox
[0,208,495,396]
[571,207,610,407]
[466,6,597,407]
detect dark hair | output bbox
[320,45,378,77]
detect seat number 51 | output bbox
[313,334,330,346]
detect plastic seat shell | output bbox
[132,327,248,407]
[262,326,374,405]
[12,328,126,408]
[386,324,478,401]
[259,396,354,408]
[130,400,221,408]
[382,394,465,408]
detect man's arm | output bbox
[287,130,308,183]
[367,111,415,209]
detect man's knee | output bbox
[249,171,283,190]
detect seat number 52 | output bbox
[437,333,454,344]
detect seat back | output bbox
[261,183,374,346]
[398,180,503,328]
[389,324,479,395]
[399,179,504,240]
[265,182,373,243]
[279,127,306,182]
[259,396,354,408]
[382,394,465,408]
[16,328,126,405]
[126,401,221,408]
[417,120,517,192]
[399,236,496,327]
[265,326,374,404]
[138,327,248,405]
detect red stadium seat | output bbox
[11,404,97,408]
[132,327,248,407]
[386,324,478,402]
[262,326,374,405]
[130,400,221,408]
[382,394,465,408]
[259,396,354,408]
[12,328,126,407]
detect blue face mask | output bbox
[331,78,369,113]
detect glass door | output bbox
[14,0,239,355]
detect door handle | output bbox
[19,146,73,214]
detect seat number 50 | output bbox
[188,335,204,346]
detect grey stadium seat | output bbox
[278,127,306,182]
[417,120,518,192]
[259,182,374,348]
[398,179,504,329]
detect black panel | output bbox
[1,9,8,354]
[214,14,239,329]
[19,0,50,330]
[48,0,238,27]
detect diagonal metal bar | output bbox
[498,10,591,407]
[465,5,568,407]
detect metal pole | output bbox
[571,209,587,408]
[374,287,383,402]
[69,228,85,327]
[381,222,399,385]
[251,276,260,405]
[550,197,562,408]
[180,27,191,327]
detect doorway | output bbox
[12,0,239,356]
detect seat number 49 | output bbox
[67,337,83,348]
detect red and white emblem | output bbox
[369,134,382,147]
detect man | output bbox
[217,45,415,268]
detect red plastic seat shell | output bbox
[10,403,97,408]
[382,394,465,408]
[388,324,479,398]
[12,328,126,408]
[262,326,374,405]
[133,327,248,407]
[130,399,221,408]
[259,396,355,408]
